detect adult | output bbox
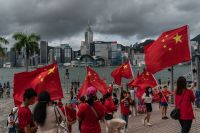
[61,101,77,133]
[104,93,125,133]
[77,96,86,132]
[129,89,137,116]
[33,91,65,133]
[175,77,195,133]
[160,86,172,119]
[70,88,74,100]
[142,87,153,126]
[77,86,105,133]
[18,88,37,133]
[120,91,131,132]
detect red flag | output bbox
[78,66,108,98]
[128,70,157,88]
[111,61,133,85]
[136,86,146,100]
[14,63,63,106]
[144,25,191,74]
[77,76,91,99]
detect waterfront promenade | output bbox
[1,93,200,133]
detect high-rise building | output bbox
[60,44,72,63]
[111,43,122,65]
[40,41,48,64]
[80,24,93,55]
[54,47,62,63]
[49,49,55,64]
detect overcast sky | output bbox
[0,0,200,50]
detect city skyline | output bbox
[0,0,200,50]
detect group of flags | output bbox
[13,25,191,106]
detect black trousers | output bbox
[179,120,192,133]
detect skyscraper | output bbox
[40,41,48,64]
[81,23,93,55]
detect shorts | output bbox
[160,102,168,107]
[145,103,152,112]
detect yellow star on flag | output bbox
[88,71,91,76]
[173,34,182,43]
[146,72,149,76]
[48,66,55,75]
[123,65,128,69]
[38,75,44,82]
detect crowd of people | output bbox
[6,76,196,133]
[0,81,11,98]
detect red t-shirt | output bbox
[61,105,76,122]
[58,101,63,108]
[161,90,171,103]
[175,89,195,120]
[120,100,130,115]
[18,106,33,132]
[104,98,116,113]
[77,101,105,133]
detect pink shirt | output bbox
[175,89,195,120]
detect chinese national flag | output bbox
[128,70,157,100]
[77,76,90,98]
[111,61,133,85]
[78,66,108,98]
[144,25,191,74]
[128,70,157,88]
[14,63,63,106]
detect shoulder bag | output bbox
[54,106,69,133]
[170,92,185,120]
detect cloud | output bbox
[0,0,200,49]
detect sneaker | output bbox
[147,123,152,126]
[142,119,145,125]
[162,117,165,120]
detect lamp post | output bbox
[195,45,200,107]
[66,68,70,93]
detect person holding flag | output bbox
[160,85,172,120]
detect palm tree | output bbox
[12,32,40,71]
[0,36,9,56]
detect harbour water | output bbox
[0,65,192,88]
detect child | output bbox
[142,87,153,126]
[120,91,130,132]
[160,85,172,119]
[7,110,15,133]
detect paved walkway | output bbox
[1,95,200,133]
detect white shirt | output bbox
[142,93,153,103]
[129,90,135,100]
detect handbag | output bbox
[54,106,69,133]
[170,92,185,120]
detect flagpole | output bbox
[171,66,174,104]
[128,60,134,78]
[187,25,194,82]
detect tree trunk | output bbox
[25,56,29,72]
[25,46,29,72]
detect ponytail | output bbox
[33,91,51,126]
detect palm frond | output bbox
[0,36,9,44]
[12,32,26,41]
